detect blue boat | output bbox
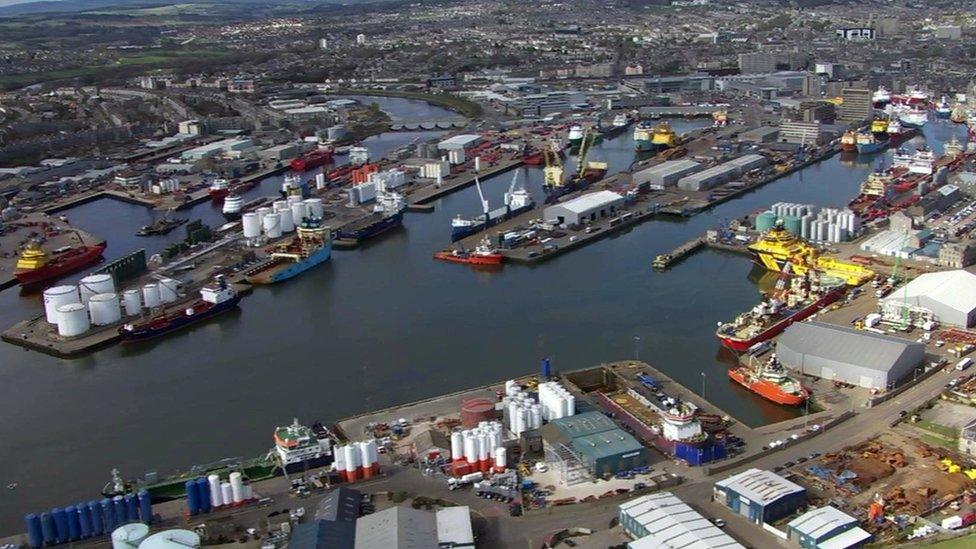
[245,217,332,284]
[336,191,407,244]
[119,276,240,342]
[451,172,535,242]
[855,132,887,155]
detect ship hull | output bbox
[15,244,106,288]
[119,295,241,342]
[728,368,807,406]
[856,141,887,154]
[337,211,404,243]
[450,203,534,242]
[245,245,332,284]
[599,123,630,140]
[222,210,242,221]
[634,139,654,152]
[210,188,230,201]
[543,180,587,204]
[840,142,857,152]
[716,288,845,352]
[433,251,504,265]
[290,151,333,172]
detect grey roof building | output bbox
[620,492,744,548]
[314,487,362,522]
[713,468,806,524]
[776,321,925,389]
[788,506,872,549]
[354,507,437,549]
[289,520,356,549]
[884,270,976,328]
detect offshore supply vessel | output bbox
[567,125,585,153]
[15,240,106,289]
[855,132,886,154]
[119,276,240,342]
[728,354,809,406]
[336,191,406,244]
[450,172,534,242]
[716,270,846,352]
[244,217,332,284]
[103,419,334,501]
[646,122,679,154]
[222,194,244,220]
[840,131,857,152]
[290,148,334,172]
[434,236,504,266]
[748,222,875,286]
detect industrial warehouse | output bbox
[676,154,767,191]
[787,506,873,549]
[543,190,625,228]
[540,411,649,484]
[619,492,743,549]
[881,269,976,328]
[775,322,926,390]
[712,468,807,525]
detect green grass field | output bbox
[910,533,976,548]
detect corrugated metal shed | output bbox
[435,507,474,547]
[289,520,356,549]
[314,487,361,522]
[548,411,617,439]
[571,429,644,462]
[885,269,976,327]
[620,492,744,548]
[354,507,437,549]
[714,468,805,506]
[788,506,855,539]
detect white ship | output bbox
[221,194,244,219]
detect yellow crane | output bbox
[543,138,564,189]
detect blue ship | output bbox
[245,217,333,284]
[336,191,407,244]
[451,172,535,242]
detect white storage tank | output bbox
[142,284,161,309]
[262,213,282,239]
[315,173,326,189]
[79,274,115,305]
[493,447,507,471]
[57,303,90,337]
[207,474,222,507]
[220,483,233,506]
[43,285,80,324]
[255,206,272,218]
[89,293,122,326]
[290,202,308,226]
[111,523,149,549]
[122,289,142,316]
[278,209,295,233]
[241,212,262,239]
[229,472,245,504]
[137,529,200,549]
[303,198,324,219]
[158,279,180,304]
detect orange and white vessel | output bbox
[434,237,504,266]
[728,354,809,406]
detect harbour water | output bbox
[0,96,964,532]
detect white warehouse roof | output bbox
[621,492,743,549]
[435,507,474,547]
[788,506,856,538]
[714,468,804,506]
[438,134,481,149]
[554,190,623,214]
[887,270,976,319]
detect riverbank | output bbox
[328,88,483,118]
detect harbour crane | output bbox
[543,138,564,189]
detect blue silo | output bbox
[39,512,56,546]
[77,503,92,539]
[112,496,126,526]
[124,494,139,522]
[137,490,152,525]
[196,478,211,513]
[100,498,115,532]
[541,357,551,380]
[51,507,68,544]
[64,505,80,541]
[88,501,104,536]
[25,514,43,548]
[185,480,200,515]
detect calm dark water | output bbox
[0,97,964,533]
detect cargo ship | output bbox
[728,355,809,406]
[137,216,187,236]
[434,236,504,266]
[14,240,106,289]
[244,217,332,284]
[891,85,928,106]
[222,194,244,220]
[567,125,585,153]
[633,121,656,152]
[451,172,534,241]
[119,276,240,342]
[335,191,406,244]
[102,419,334,502]
[869,118,889,141]
[290,148,334,172]
[855,132,886,154]
[597,114,631,139]
[646,122,679,154]
[748,222,875,286]
[716,272,846,352]
[840,131,857,152]
[934,96,952,119]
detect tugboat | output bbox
[716,269,846,352]
[450,172,534,242]
[869,118,890,141]
[14,239,106,289]
[290,148,333,172]
[136,212,188,236]
[728,354,809,406]
[434,236,504,266]
[244,216,332,284]
[222,194,244,220]
[119,275,240,342]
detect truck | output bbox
[448,472,483,490]
[956,358,972,371]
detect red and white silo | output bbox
[493,447,507,473]
[366,439,380,475]
[477,433,490,472]
[334,444,347,476]
[450,430,464,462]
[463,431,477,465]
[343,444,360,482]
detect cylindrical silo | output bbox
[255,206,272,218]
[463,432,477,464]
[124,493,139,522]
[343,445,360,482]
[88,293,121,326]
[110,523,148,549]
[158,279,180,304]
[303,198,324,219]
[122,289,141,316]
[101,499,115,532]
[138,490,152,525]
[262,212,282,239]
[290,202,307,226]
[65,505,80,541]
[450,430,464,462]
[279,208,295,233]
[142,284,161,309]
[493,447,507,472]
[315,173,326,189]
[242,212,262,240]
[77,503,92,539]
[367,439,379,475]
[79,274,114,305]
[184,481,199,515]
[220,483,232,507]
[40,513,56,547]
[43,285,80,324]
[88,501,104,536]
[57,303,90,337]
[207,475,222,508]
[195,478,211,514]
[229,472,244,504]
[51,507,68,543]
[25,514,42,548]
[566,394,576,416]
[111,497,126,532]
[138,530,200,549]
[359,442,372,479]
[334,443,346,476]
[242,483,253,501]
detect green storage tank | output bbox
[783,215,802,235]
[755,211,777,232]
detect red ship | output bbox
[728,355,809,406]
[715,272,845,352]
[14,241,106,289]
[434,237,504,266]
[290,149,334,172]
